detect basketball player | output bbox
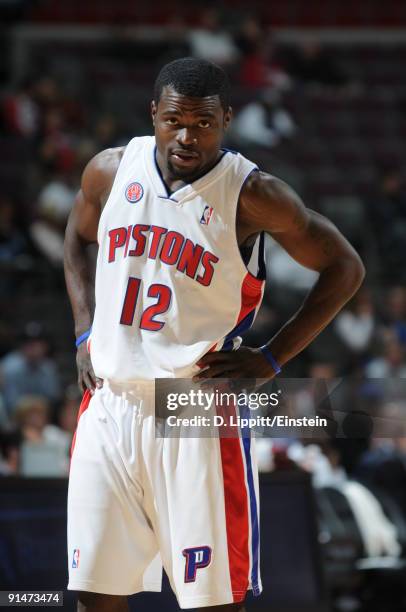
[64,58,364,612]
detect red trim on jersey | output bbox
[70,389,92,459]
[205,273,263,355]
[236,272,264,326]
[219,402,250,601]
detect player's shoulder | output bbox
[85,146,126,178]
[241,169,299,210]
[239,170,305,232]
[81,146,126,202]
[83,136,152,180]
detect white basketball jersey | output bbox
[90,136,265,381]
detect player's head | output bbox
[152,57,232,180]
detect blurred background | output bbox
[1,1,406,610]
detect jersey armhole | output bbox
[232,168,266,283]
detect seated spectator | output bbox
[188,9,239,66]
[14,395,70,477]
[255,438,274,473]
[365,331,406,378]
[38,108,76,176]
[0,196,27,262]
[2,80,39,138]
[0,427,21,475]
[285,40,349,90]
[30,173,75,268]
[288,441,347,487]
[234,15,264,58]
[1,322,61,415]
[334,288,375,354]
[0,394,9,429]
[57,384,81,440]
[239,51,291,93]
[265,237,318,294]
[342,480,401,558]
[293,362,344,438]
[235,17,291,92]
[308,361,338,380]
[232,88,295,149]
[356,437,406,515]
[368,170,406,280]
[93,113,120,150]
[32,76,60,116]
[33,75,84,151]
[290,440,401,557]
[0,196,30,295]
[382,286,406,348]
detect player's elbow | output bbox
[338,251,366,295]
[355,253,366,285]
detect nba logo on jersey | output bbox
[72,549,80,568]
[200,206,213,225]
[125,182,144,203]
[182,546,212,582]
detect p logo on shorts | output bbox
[182,546,212,582]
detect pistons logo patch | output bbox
[182,546,212,582]
[125,182,144,203]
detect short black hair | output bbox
[153,57,231,112]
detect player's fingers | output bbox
[196,352,230,367]
[194,366,226,381]
[85,366,96,388]
[78,372,86,394]
[85,358,104,389]
[82,370,96,394]
[194,361,237,380]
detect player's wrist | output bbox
[259,345,282,375]
[75,328,92,348]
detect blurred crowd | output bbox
[0,9,405,489]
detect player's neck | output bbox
[155,149,223,195]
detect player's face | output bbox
[152,86,232,181]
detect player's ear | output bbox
[151,100,157,126]
[223,106,232,130]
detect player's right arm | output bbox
[64,148,120,393]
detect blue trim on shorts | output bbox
[239,405,261,595]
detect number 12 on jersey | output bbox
[120,277,172,331]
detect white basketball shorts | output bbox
[67,381,262,609]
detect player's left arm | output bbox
[194,171,365,380]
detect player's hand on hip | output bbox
[193,347,276,383]
[76,343,103,394]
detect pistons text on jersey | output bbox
[108,224,219,287]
